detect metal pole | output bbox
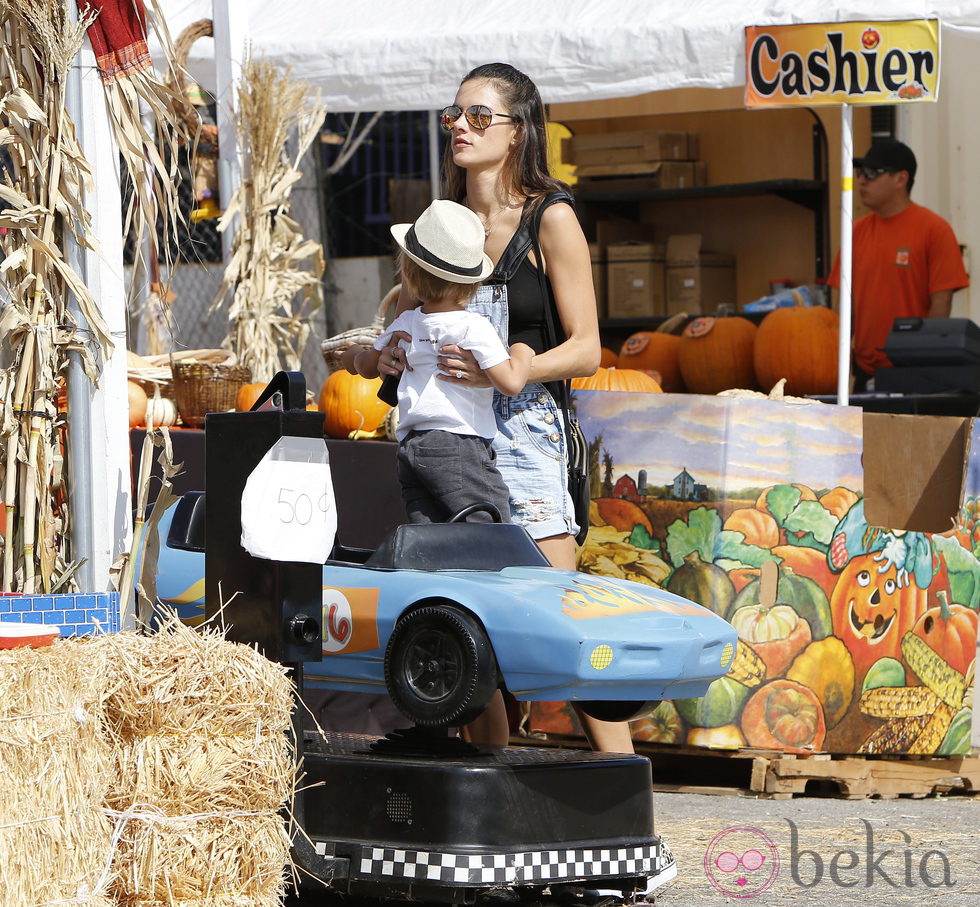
[837,104,853,406]
[65,1,95,592]
[428,110,440,201]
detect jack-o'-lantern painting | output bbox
[528,393,980,757]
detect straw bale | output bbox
[109,811,290,904]
[0,639,115,906]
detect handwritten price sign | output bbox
[240,436,337,564]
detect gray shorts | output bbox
[396,430,513,524]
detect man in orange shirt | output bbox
[828,140,969,391]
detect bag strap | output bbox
[528,193,575,425]
[493,189,575,282]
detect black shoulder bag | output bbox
[529,193,591,546]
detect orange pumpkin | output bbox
[593,498,653,534]
[819,486,860,520]
[911,594,978,676]
[617,332,684,392]
[235,381,267,412]
[741,679,826,753]
[677,316,758,394]
[730,602,812,679]
[571,367,662,393]
[128,381,148,427]
[753,305,839,395]
[599,347,619,368]
[318,371,392,439]
[830,553,929,682]
[723,507,779,549]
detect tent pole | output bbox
[837,104,853,405]
[428,111,440,201]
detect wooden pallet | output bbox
[517,735,980,799]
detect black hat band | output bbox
[405,225,482,277]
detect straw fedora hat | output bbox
[391,199,493,284]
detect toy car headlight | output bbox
[720,641,734,669]
[589,644,614,670]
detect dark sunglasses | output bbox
[440,104,521,132]
[857,166,895,181]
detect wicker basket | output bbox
[172,361,250,428]
[321,284,400,373]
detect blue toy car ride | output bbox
[154,495,737,728]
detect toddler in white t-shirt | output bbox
[353,200,532,523]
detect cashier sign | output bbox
[745,19,939,108]
[240,436,337,564]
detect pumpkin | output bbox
[753,305,839,396]
[599,347,619,368]
[571,367,662,393]
[318,371,392,439]
[819,486,860,520]
[730,602,812,679]
[723,507,779,549]
[666,550,735,616]
[677,316,757,394]
[593,498,653,534]
[741,678,826,752]
[675,675,751,728]
[144,395,179,428]
[235,382,267,412]
[630,701,684,744]
[617,332,684,392]
[770,544,838,600]
[128,381,148,427]
[730,563,833,640]
[830,553,928,683]
[786,637,855,729]
[910,592,978,676]
[686,723,746,750]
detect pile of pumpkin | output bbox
[581,305,839,397]
[128,371,394,441]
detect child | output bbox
[354,200,533,524]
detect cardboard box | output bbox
[606,242,665,319]
[665,234,736,315]
[588,242,607,319]
[596,217,658,250]
[564,129,693,163]
[576,160,697,185]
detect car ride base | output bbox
[296,731,675,903]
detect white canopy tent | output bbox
[152,1,980,111]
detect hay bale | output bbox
[0,639,115,906]
[94,613,297,905]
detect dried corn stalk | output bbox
[0,3,114,593]
[213,57,326,384]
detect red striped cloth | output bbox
[77,0,151,83]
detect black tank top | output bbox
[486,191,575,352]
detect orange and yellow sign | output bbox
[745,19,939,108]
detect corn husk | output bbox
[213,57,326,384]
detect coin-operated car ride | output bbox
[156,496,738,727]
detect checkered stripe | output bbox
[352,842,674,886]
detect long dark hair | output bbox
[442,63,567,214]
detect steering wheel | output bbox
[447,502,502,524]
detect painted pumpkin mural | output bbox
[529,393,980,757]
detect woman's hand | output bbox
[378,331,412,377]
[437,344,492,387]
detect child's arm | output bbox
[353,347,382,379]
[485,343,534,396]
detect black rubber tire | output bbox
[384,605,499,727]
[577,700,662,722]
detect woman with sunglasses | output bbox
[375,63,633,755]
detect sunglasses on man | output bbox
[440,104,521,132]
[857,166,897,181]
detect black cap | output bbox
[853,139,917,179]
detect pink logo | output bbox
[704,825,780,898]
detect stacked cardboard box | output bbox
[665,234,736,316]
[606,242,666,318]
[564,129,704,188]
